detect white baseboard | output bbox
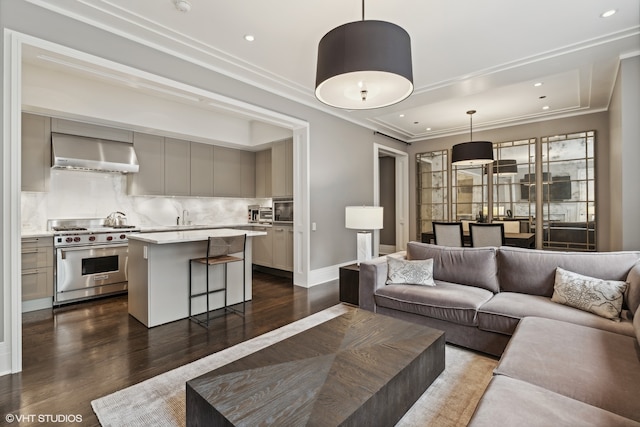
[301,261,358,288]
[22,297,53,313]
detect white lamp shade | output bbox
[345,206,384,230]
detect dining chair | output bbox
[492,220,520,233]
[432,222,464,247]
[469,223,505,247]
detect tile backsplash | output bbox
[21,169,270,232]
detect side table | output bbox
[339,263,360,306]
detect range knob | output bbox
[120,234,126,239]
[89,236,96,242]
[73,236,81,243]
[65,237,73,243]
[106,236,113,241]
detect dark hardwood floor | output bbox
[0,271,339,426]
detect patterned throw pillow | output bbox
[551,267,628,320]
[386,257,436,286]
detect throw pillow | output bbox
[386,257,436,286]
[552,267,628,320]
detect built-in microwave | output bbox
[273,199,293,223]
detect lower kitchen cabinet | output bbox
[252,226,273,267]
[21,237,54,301]
[272,225,293,271]
[251,225,293,272]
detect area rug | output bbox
[92,304,497,426]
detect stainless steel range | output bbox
[48,218,140,306]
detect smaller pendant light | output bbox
[485,159,518,175]
[451,110,494,166]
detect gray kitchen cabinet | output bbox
[272,138,293,197]
[213,146,243,197]
[21,113,51,192]
[127,132,165,195]
[190,142,215,197]
[164,138,191,196]
[252,226,274,267]
[255,149,272,198]
[21,237,54,301]
[240,150,256,197]
[272,225,293,272]
[51,117,133,142]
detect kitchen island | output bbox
[127,228,266,327]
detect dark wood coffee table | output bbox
[186,308,445,426]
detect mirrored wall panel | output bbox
[416,150,448,237]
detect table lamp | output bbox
[345,206,384,264]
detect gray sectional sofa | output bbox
[359,242,640,425]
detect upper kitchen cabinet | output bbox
[51,118,133,143]
[272,138,293,197]
[240,150,256,198]
[127,132,165,196]
[255,149,272,198]
[164,138,191,196]
[21,113,51,192]
[213,146,255,197]
[190,142,215,197]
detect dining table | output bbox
[420,231,535,248]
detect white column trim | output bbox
[2,29,23,374]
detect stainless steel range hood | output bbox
[51,132,139,173]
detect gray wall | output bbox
[406,112,613,249]
[609,55,640,251]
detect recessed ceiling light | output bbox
[601,9,617,18]
[174,0,191,13]
[244,34,255,42]
[399,114,405,118]
[426,127,432,131]
[534,82,543,87]
[542,106,550,110]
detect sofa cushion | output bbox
[552,267,627,320]
[406,242,499,293]
[477,293,635,337]
[468,376,640,427]
[374,281,494,326]
[386,257,435,286]
[495,317,640,421]
[497,246,640,297]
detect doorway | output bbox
[373,144,409,256]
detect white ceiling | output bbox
[24,0,640,142]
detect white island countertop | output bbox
[128,228,267,245]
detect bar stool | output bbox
[188,234,246,327]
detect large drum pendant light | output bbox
[451,110,494,166]
[315,0,413,109]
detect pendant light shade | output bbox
[315,11,413,109]
[451,110,494,166]
[485,159,518,175]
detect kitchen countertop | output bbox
[128,228,267,245]
[21,231,55,239]
[20,223,271,238]
[139,223,271,232]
